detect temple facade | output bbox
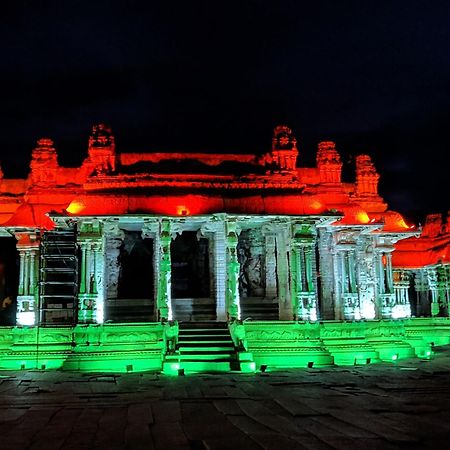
[0,124,448,373]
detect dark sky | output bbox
[1,1,449,223]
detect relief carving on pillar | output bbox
[237,229,265,298]
[103,222,124,300]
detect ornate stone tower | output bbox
[316,141,342,183]
[355,154,379,196]
[29,138,59,186]
[267,125,298,172]
[86,123,116,174]
[353,154,386,212]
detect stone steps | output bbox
[163,321,255,374]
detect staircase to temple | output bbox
[163,322,255,374]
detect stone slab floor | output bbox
[2,348,450,449]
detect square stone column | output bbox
[392,269,412,318]
[262,228,277,300]
[275,224,291,320]
[103,221,124,301]
[200,216,227,321]
[15,232,40,326]
[77,220,105,324]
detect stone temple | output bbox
[0,124,448,373]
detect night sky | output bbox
[1,1,449,223]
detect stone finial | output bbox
[87,123,116,174]
[316,141,342,183]
[30,138,59,185]
[355,154,380,196]
[272,125,297,152]
[267,125,298,172]
[88,123,115,154]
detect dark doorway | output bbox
[118,231,154,299]
[171,231,213,320]
[0,237,19,325]
[171,231,210,299]
[107,231,154,322]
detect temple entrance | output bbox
[238,229,278,320]
[0,237,18,325]
[106,231,155,322]
[171,231,214,320]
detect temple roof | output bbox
[0,123,418,239]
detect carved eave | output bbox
[47,214,75,229]
[82,173,307,192]
[372,229,421,245]
[0,227,15,237]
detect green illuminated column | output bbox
[156,219,172,321]
[290,223,317,321]
[225,220,241,320]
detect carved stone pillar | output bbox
[200,216,227,321]
[156,219,172,321]
[263,231,277,299]
[15,232,40,326]
[437,265,449,317]
[275,224,291,320]
[103,222,124,300]
[290,223,317,321]
[335,244,359,320]
[355,238,377,319]
[317,229,335,319]
[225,219,241,320]
[78,221,104,324]
[413,269,430,317]
[392,269,412,318]
[427,268,439,317]
[375,248,396,319]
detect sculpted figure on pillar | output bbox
[237,229,265,298]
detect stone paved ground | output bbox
[1,348,450,449]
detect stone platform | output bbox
[1,346,450,449]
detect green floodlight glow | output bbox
[391,353,399,361]
[426,350,432,357]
